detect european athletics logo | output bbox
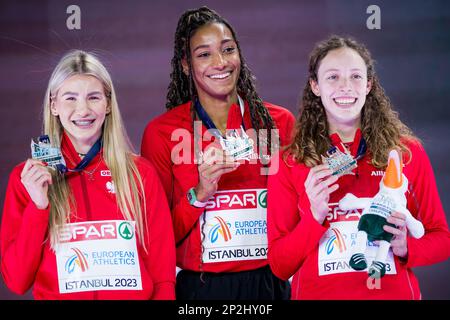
[65,247,89,273]
[209,216,232,243]
[325,228,347,255]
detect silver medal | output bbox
[31,135,66,172]
[322,143,357,176]
[220,126,254,161]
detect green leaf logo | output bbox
[118,222,134,240]
[258,190,267,208]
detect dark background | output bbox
[0,0,449,299]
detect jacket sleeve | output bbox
[141,121,204,245]
[1,165,50,295]
[139,160,176,300]
[404,142,450,268]
[267,154,328,280]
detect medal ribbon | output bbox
[355,137,367,160]
[61,137,103,174]
[193,96,246,141]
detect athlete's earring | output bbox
[181,57,189,76]
[50,96,58,116]
[310,79,320,97]
[366,80,372,95]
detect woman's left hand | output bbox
[383,211,408,259]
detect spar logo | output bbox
[59,222,117,243]
[65,247,89,274]
[208,216,232,243]
[326,202,362,223]
[258,190,267,208]
[205,191,257,211]
[325,228,347,255]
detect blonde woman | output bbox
[1,50,176,299]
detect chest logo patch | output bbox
[106,181,115,194]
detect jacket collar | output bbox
[61,131,103,170]
[329,128,362,158]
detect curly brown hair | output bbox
[287,35,417,168]
[166,6,277,149]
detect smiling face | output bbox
[183,22,241,104]
[310,47,372,132]
[50,74,110,153]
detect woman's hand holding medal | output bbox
[304,164,339,224]
[306,144,358,224]
[20,159,52,210]
[195,146,240,202]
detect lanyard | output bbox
[340,136,367,160]
[355,137,367,160]
[194,96,246,140]
[60,137,103,174]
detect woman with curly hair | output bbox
[141,6,295,300]
[267,35,450,299]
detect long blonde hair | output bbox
[287,35,417,168]
[43,50,147,250]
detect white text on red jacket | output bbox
[59,222,117,243]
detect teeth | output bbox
[73,120,94,126]
[209,72,230,79]
[334,98,356,105]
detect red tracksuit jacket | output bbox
[1,134,176,299]
[268,129,450,299]
[141,101,295,273]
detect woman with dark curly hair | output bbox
[141,6,294,299]
[267,35,450,299]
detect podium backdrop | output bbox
[0,0,449,299]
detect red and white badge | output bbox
[55,220,142,294]
[200,189,268,263]
[318,203,397,276]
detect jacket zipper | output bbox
[79,172,97,300]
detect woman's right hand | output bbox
[304,164,339,224]
[20,159,52,210]
[195,147,240,202]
